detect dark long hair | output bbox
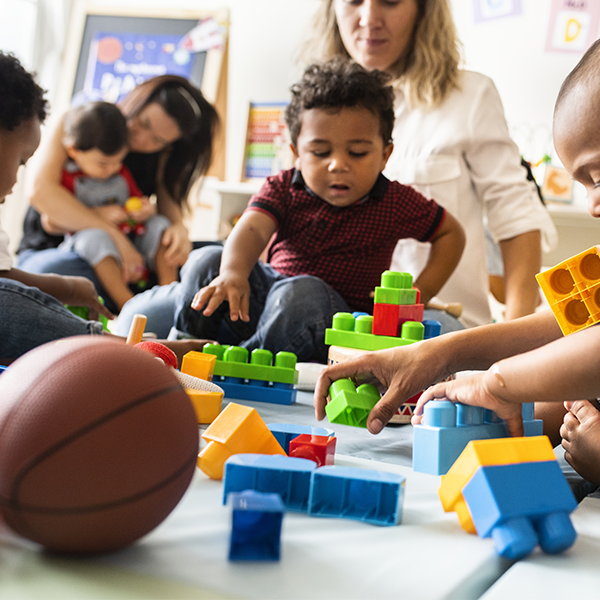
[120,75,219,205]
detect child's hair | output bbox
[285,58,395,147]
[63,101,128,156]
[0,52,48,131]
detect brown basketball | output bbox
[0,336,199,555]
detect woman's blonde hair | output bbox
[299,0,462,109]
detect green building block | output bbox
[373,271,417,305]
[325,379,381,428]
[66,300,109,331]
[203,344,299,385]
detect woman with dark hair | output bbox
[17,75,219,313]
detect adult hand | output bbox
[54,275,114,321]
[161,222,192,267]
[412,372,525,437]
[314,343,450,434]
[93,204,128,226]
[191,270,251,322]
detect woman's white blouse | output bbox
[0,215,13,270]
[385,70,557,328]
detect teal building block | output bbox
[462,461,577,559]
[412,401,544,475]
[325,378,380,428]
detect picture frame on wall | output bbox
[541,165,574,203]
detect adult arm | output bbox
[314,309,562,432]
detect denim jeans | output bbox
[0,278,104,361]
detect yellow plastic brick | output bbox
[181,350,216,381]
[186,389,223,424]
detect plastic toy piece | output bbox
[536,246,600,335]
[66,301,109,331]
[289,434,336,466]
[439,436,557,533]
[308,466,406,526]
[325,379,380,428]
[181,351,216,381]
[228,490,285,561]
[412,400,543,475]
[267,423,335,454]
[462,461,577,559]
[223,454,316,512]
[186,389,223,424]
[372,303,400,336]
[217,380,297,405]
[198,402,286,479]
[396,303,425,331]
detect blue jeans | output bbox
[0,278,104,362]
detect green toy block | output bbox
[373,270,416,305]
[66,299,109,331]
[325,379,381,428]
[203,344,299,385]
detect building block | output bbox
[66,302,109,330]
[198,402,286,479]
[396,303,425,332]
[186,389,223,424]
[267,423,335,454]
[536,246,600,335]
[181,351,216,381]
[373,303,400,337]
[308,466,406,526]
[223,454,316,512]
[325,378,380,428]
[461,461,577,559]
[289,434,336,466]
[228,490,285,561]
[439,436,557,533]
[412,401,543,476]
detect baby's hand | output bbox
[191,271,250,322]
[127,196,156,223]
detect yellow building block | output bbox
[181,351,216,381]
[186,389,223,424]
[438,436,556,533]
[536,246,600,335]
[198,402,286,479]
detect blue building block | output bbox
[217,380,297,405]
[267,423,335,454]
[308,466,405,526]
[412,401,543,475]
[228,490,285,561]
[0,365,7,375]
[223,454,317,512]
[461,461,577,559]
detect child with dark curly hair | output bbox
[168,58,465,361]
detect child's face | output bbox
[291,106,393,207]
[554,99,600,218]
[66,146,128,180]
[0,117,41,204]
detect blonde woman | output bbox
[302,0,556,329]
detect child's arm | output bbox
[413,211,466,306]
[413,321,600,437]
[191,210,277,322]
[1,268,113,321]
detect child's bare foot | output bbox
[561,399,600,487]
[158,339,215,369]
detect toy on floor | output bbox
[288,434,336,466]
[66,298,110,331]
[412,400,543,475]
[203,343,298,405]
[267,423,335,454]
[228,490,285,561]
[0,336,198,554]
[536,245,600,335]
[325,378,381,428]
[438,436,577,560]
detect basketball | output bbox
[0,336,199,555]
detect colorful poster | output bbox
[473,0,522,23]
[545,0,600,53]
[80,31,195,104]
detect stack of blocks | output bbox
[536,245,600,335]
[202,343,298,405]
[412,400,543,475]
[438,436,577,559]
[325,270,443,423]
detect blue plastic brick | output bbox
[462,461,577,559]
[0,365,7,375]
[267,423,335,454]
[308,466,405,526]
[217,379,297,405]
[223,454,317,512]
[412,401,543,475]
[228,490,285,561]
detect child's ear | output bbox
[290,143,301,169]
[381,143,394,169]
[64,144,79,162]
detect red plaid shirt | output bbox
[247,169,445,312]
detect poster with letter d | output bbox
[545,0,600,53]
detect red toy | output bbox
[0,336,198,555]
[289,434,336,466]
[135,340,178,369]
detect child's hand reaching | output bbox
[126,196,156,224]
[191,270,251,323]
[411,371,525,437]
[53,275,114,321]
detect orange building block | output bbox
[186,389,223,425]
[198,402,286,479]
[536,246,600,335]
[181,351,216,381]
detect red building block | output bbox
[373,303,400,336]
[288,434,336,467]
[396,303,425,334]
